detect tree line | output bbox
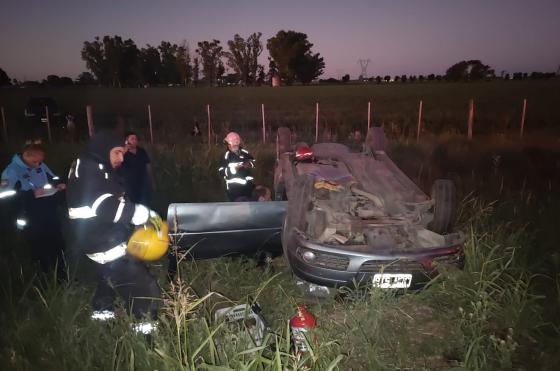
[78,31,324,87]
[1,50,557,88]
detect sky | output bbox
[1,0,559,81]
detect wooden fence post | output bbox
[45,106,52,143]
[467,98,474,141]
[261,103,266,144]
[520,98,527,139]
[148,105,153,144]
[367,101,371,130]
[1,107,7,142]
[416,100,423,142]
[315,102,319,143]
[86,105,94,137]
[207,104,211,147]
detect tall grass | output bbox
[0,124,559,369]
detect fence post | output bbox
[45,106,52,143]
[416,100,423,142]
[367,101,371,130]
[148,105,153,144]
[315,102,319,143]
[207,104,212,147]
[86,105,94,137]
[520,98,527,139]
[1,107,6,142]
[467,98,474,141]
[261,103,266,144]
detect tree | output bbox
[193,57,200,85]
[256,65,265,85]
[139,45,161,86]
[0,68,11,86]
[267,57,278,84]
[196,39,223,86]
[81,35,140,87]
[266,30,325,84]
[384,75,390,82]
[445,60,494,81]
[296,53,324,84]
[174,41,192,86]
[341,74,350,83]
[159,42,181,85]
[375,76,382,84]
[77,72,96,85]
[224,33,263,86]
[400,75,408,83]
[59,76,74,85]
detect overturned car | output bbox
[168,127,464,289]
[275,127,464,289]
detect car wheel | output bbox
[277,127,292,159]
[366,127,386,152]
[428,179,457,234]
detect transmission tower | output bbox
[358,59,371,79]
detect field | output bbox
[1,80,560,144]
[0,82,559,370]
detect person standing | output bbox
[0,142,66,276]
[218,132,255,201]
[66,130,161,331]
[120,131,153,206]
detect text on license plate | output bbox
[372,273,412,288]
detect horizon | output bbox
[1,0,559,81]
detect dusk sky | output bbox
[1,0,559,81]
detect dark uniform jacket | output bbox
[66,132,138,255]
[218,147,255,191]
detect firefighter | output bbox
[66,130,161,332]
[1,142,66,276]
[218,132,255,201]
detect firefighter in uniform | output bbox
[66,130,161,332]
[218,132,255,201]
[1,143,66,276]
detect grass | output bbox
[0,85,559,369]
[1,192,557,370]
[1,80,559,144]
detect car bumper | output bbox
[287,230,464,288]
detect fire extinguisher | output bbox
[290,305,317,353]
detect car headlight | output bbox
[302,250,316,262]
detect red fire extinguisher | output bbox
[290,305,317,353]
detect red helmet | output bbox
[295,146,313,162]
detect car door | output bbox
[167,201,287,259]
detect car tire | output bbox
[277,127,292,158]
[428,179,457,234]
[366,127,386,152]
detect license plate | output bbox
[372,273,412,288]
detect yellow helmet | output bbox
[127,222,170,261]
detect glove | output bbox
[131,204,150,225]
